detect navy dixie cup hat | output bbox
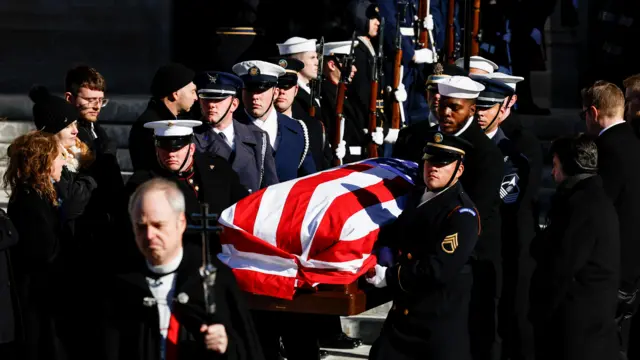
[422,131,473,165]
[195,71,244,100]
[232,60,286,91]
[267,56,304,89]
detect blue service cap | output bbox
[195,71,243,99]
[470,75,515,108]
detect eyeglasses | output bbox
[579,108,589,120]
[77,96,109,108]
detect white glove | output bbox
[423,15,434,31]
[530,28,542,45]
[365,264,388,288]
[335,140,346,160]
[372,127,384,146]
[394,83,408,102]
[384,128,400,144]
[413,48,435,64]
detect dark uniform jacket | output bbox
[194,119,279,193]
[320,79,369,163]
[292,98,332,171]
[129,99,179,171]
[119,152,248,266]
[7,186,71,360]
[235,110,316,182]
[371,182,479,360]
[392,120,432,163]
[530,175,619,360]
[596,122,640,292]
[100,245,265,360]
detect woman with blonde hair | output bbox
[3,131,70,360]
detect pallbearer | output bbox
[368,132,479,360]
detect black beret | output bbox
[29,86,79,135]
[150,63,195,98]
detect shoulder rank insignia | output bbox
[500,174,520,204]
[442,233,458,254]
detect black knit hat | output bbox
[29,86,79,135]
[150,63,195,98]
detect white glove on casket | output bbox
[413,48,435,64]
[335,140,346,160]
[365,264,388,288]
[423,15,434,31]
[384,128,400,144]
[394,83,408,102]
[371,127,384,146]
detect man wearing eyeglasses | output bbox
[64,66,116,155]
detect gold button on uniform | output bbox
[195,186,200,191]
[407,253,412,260]
[403,309,409,316]
[188,179,194,184]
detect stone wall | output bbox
[0,0,172,94]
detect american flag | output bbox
[217,158,419,300]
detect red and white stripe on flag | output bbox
[218,158,419,299]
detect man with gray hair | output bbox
[102,178,264,360]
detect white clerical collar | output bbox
[598,119,626,137]
[146,248,183,276]
[486,128,498,139]
[438,116,474,136]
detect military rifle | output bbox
[472,0,481,55]
[391,1,408,130]
[368,18,385,158]
[309,37,325,117]
[332,31,357,167]
[446,0,456,63]
[188,203,223,318]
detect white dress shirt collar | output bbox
[486,128,498,139]
[438,116,474,136]
[213,121,236,150]
[248,108,279,150]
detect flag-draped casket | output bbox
[218,158,419,310]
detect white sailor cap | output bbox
[474,72,525,91]
[277,37,317,55]
[438,76,485,99]
[144,120,202,137]
[232,60,286,90]
[455,56,499,74]
[323,40,360,57]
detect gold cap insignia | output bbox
[249,66,260,76]
[167,121,175,127]
[441,233,459,254]
[208,73,218,83]
[375,6,379,12]
[434,133,444,143]
[278,59,288,69]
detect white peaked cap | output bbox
[144,120,202,137]
[323,40,360,56]
[455,56,499,74]
[438,76,485,99]
[232,60,286,78]
[277,37,318,55]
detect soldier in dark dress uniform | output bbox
[580,81,640,359]
[472,75,540,360]
[268,56,331,171]
[368,132,479,360]
[120,120,248,267]
[530,135,619,360]
[192,71,279,193]
[434,76,505,360]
